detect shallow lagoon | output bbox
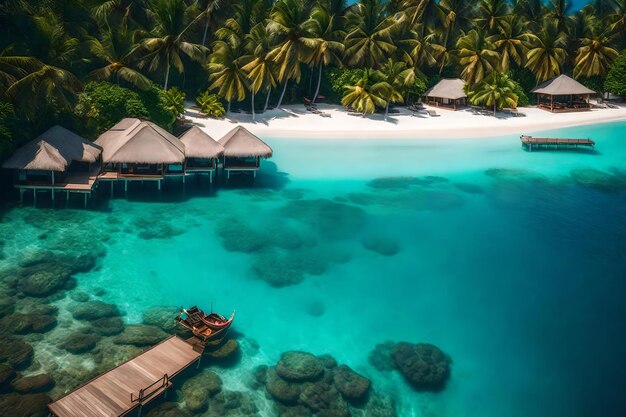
[1,121,626,416]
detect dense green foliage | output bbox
[1,0,626,158]
[605,52,626,96]
[196,92,226,118]
[467,73,519,114]
[75,82,150,134]
[0,102,16,156]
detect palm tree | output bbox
[93,0,150,29]
[88,25,152,90]
[137,0,207,90]
[306,5,345,103]
[0,50,38,93]
[439,0,475,47]
[195,0,226,46]
[546,0,573,34]
[400,0,442,27]
[266,0,319,108]
[208,37,248,113]
[468,73,518,115]
[489,16,531,72]
[474,0,511,35]
[456,29,500,86]
[341,69,387,114]
[525,19,567,82]
[378,59,415,119]
[242,23,276,120]
[344,0,396,68]
[607,0,626,48]
[573,31,619,78]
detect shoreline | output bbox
[186,103,626,140]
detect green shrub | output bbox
[159,87,186,127]
[604,52,626,96]
[510,79,530,106]
[326,68,366,97]
[196,92,226,118]
[0,101,16,159]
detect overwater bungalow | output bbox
[1,125,102,205]
[95,118,185,190]
[179,126,224,183]
[218,126,273,179]
[423,78,467,110]
[532,75,595,113]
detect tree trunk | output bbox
[251,92,255,121]
[202,18,210,46]
[493,102,497,117]
[385,101,390,120]
[227,100,231,113]
[276,80,288,109]
[264,88,271,112]
[312,66,323,104]
[164,62,171,91]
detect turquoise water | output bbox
[2,121,626,416]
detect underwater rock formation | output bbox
[570,168,626,192]
[204,339,240,366]
[454,182,484,194]
[60,331,100,354]
[361,235,401,256]
[112,325,169,347]
[0,337,33,368]
[0,364,16,390]
[11,373,55,394]
[145,402,191,417]
[204,390,260,417]
[279,199,366,240]
[262,351,375,416]
[16,252,95,297]
[142,306,179,332]
[70,301,120,321]
[181,370,222,413]
[91,317,125,336]
[276,351,325,382]
[0,393,51,417]
[0,296,15,318]
[391,343,451,391]
[368,342,396,372]
[333,365,371,404]
[217,218,270,253]
[0,312,57,335]
[133,216,185,240]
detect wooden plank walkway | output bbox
[521,135,595,151]
[48,336,201,417]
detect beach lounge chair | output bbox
[426,109,440,117]
[348,112,362,117]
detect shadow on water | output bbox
[521,147,601,156]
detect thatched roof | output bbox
[218,126,272,158]
[532,74,595,96]
[96,118,185,164]
[2,125,102,171]
[179,126,224,159]
[424,78,467,100]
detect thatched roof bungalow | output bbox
[532,75,595,112]
[95,118,185,178]
[218,126,272,178]
[423,78,467,110]
[2,125,101,185]
[179,126,224,182]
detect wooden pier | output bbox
[48,336,202,417]
[520,135,595,151]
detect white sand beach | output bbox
[186,103,626,140]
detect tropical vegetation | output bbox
[1,0,625,158]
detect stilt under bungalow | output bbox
[94,118,186,193]
[178,126,224,184]
[1,125,102,208]
[218,126,273,180]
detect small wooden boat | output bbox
[176,306,234,343]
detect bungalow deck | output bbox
[16,170,98,208]
[48,335,202,417]
[521,135,595,151]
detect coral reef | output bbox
[11,374,55,394]
[276,352,325,382]
[70,301,120,321]
[142,306,179,332]
[0,393,51,417]
[391,343,451,391]
[0,337,33,368]
[333,365,371,404]
[60,331,100,354]
[181,370,222,413]
[361,235,401,256]
[570,168,626,192]
[279,199,366,240]
[112,325,169,347]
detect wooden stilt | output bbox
[84,193,87,209]
[111,181,114,198]
[124,180,128,192]
[33,189,36,207]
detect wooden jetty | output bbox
[48,336,202,417]
[520,135,595,151]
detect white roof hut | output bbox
[179,126,224,159]
[2,126,101,171]
[423,78,467,109]
[95,118,185,164]
[218,126,272,159]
